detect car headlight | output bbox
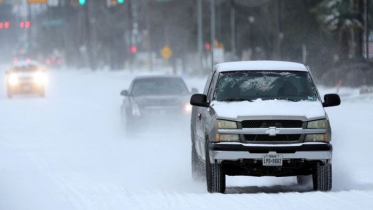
[307,119,327,129]
[305,134,329,143]
[34,72,47,85]
[216,120,237,129]
[216,134,240,142]
[184,103,192,112]
[8,73,19,85]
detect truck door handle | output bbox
[197,113,202,120]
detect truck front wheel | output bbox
[312,163,332,191]
[205,148,225,193]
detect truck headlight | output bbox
[8,73,19,85]
[216,134,240,142]
[217,120,237,129]
[307,119,327,129]
[305,134,329,143]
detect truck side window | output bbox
[207,72,218,102]
[203,72,214,95]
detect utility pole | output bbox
[197,0,203,69]
[210,0,215,68]
[84,0,97,70]
[62,0,70,66]
[230,0,236,60]
[145,0,153,71]
[127,0,133,72]
[275,0,283,60]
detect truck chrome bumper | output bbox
[209,143,332,163]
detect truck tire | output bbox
[205,146,225,193]
[312,163,332,191]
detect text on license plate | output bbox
[263,154,283,166]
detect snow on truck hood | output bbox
[212,100,326,121]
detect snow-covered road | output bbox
[0,70,372,210]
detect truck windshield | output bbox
[214,71,318,102]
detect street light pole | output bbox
[210,0,215,68]
[365,0,369,59]
[230,0,236,60]
[145,0,153,71]
[197,0,203,69]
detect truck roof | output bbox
[215,61,308,72]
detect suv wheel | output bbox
[312,163,332,191]
[205,147,225,193]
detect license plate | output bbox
[263,154,283,166]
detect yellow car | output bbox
[6,61,47,98]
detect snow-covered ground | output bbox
[0,69,372,210]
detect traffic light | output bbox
[79,0,86,5]
[130,45,137,54]
[118,0,124,3]
[205,43,211,51]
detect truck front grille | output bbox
[241,120,303,128]
[244,134,301,142]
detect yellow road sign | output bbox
[160,46,173,60]
[28,0,47,3]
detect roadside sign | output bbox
[160,46,173,60]
[27,0,48,3]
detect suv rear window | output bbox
[132,78,189,96]
[214,71,318,102]
[13,65,39,72]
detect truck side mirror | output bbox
[323,94,341,107]
[190,94,209,107]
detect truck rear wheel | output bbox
[312,163,332,191]
[205,148,225,193]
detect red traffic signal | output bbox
[205,43,211,51]
[130,45,137,54]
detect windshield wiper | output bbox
[222,98,253,102]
